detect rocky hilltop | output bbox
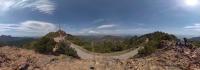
[1,41,200,70]
[1,31,200,70]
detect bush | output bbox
[72,31,178,53]
[83,40,126,53]
[138,46,156,57]
[137,31,178,57]
[34,37,56,54]
[24,36,57,54]
[138,41,158,56]
[24,36,79,58]
[56,42,79,58]
[191,41,200,48]
[66,35,89,46]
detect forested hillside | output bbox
[0,35,37,47]
[23,30,79,58]
[69,31,178,53]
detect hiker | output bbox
[183,38,188,47]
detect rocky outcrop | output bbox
[0,46,56,70]
[0,44,200,70]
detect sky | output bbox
[0,0,200,37]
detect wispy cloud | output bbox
[97,24,117,29]
[0,24,18,31]
[0,0,55,14]
[78,27,151,35]
[0,20,57,35]
[184,23,200,31]
[88,30,100,34]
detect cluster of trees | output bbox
[27,37,56,54]
[0,35,36,47]
[65,35,90,46]
[69,35,135,53]
[137,31,178,56]
[189,37,200,47]
[56,42,79,58]
[23,31,79,58]
[83,39,127,53]
[191,41,200,47]
[69,31,178,54]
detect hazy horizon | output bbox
[0,31,197,39]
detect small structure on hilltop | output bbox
[53,24,67,43]
[54,30,66,42]
[53,24,68,53]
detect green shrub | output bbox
[34,37,56,54]
[56,42,79,58]
[137,31,178,57]
[138,40,158,56]
[138,46,156,56]
[71,31,178,53]
[191,41,200,47]
[24,36,79,58]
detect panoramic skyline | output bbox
[0,0,200,37]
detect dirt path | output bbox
[70,43,141,60]
[55,36,141,60]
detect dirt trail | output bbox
[54,36,141,60]
[70,43,141,60]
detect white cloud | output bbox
[0,20,57,35]
[19,21,57,33]
[77,27,100,34]
[97,24,117,29]
[0,24,18,31]
[184,23,200,31]
[77,27,151,35]
[0,0,55,14]
[88,30,99,34]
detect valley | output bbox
[0,30,200,70]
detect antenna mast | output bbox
[58,24,62,37]
[58,23,61,30]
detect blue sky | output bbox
[0,0,200,37]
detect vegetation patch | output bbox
[68,31,177,54]
[23,31,79,58]
[137,31,177,57]
[56,42,79,58]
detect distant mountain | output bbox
[77,31,178,53]
[101,35,124,41]
[0,35,37,47]
[0,35,21,42]
[190,37,200,41]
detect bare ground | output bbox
[70,43,141,60]
[0,46,200,70]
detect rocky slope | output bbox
[0,44,200,70]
